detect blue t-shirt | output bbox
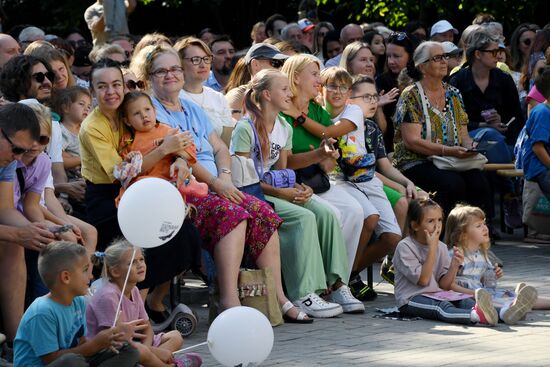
[14,296,87,367]
[519,103,550,180]
[152,95,218,176]
[0,160,17,182]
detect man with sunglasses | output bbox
[0,103,55,344]
[245,42,289,76]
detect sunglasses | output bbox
[389,32,409,42]
[423,54,451,63]
[183,56,214,65]
[38,135,50,145]
[258,58,284,69]
[126,80,145,90]
[479,48,500,57]
[1,129,30,155]
[32,71,55,83]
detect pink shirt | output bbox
[86,281,148,338]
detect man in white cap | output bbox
[245,42,289,76]
[430,20,458,43]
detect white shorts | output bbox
[335,176,401,237]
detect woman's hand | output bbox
[212,176,246,204]
[445,146,477,158]
[170,158,191,187]
[378,88,400,107]
[159,131,193,155]
[278,183,313,204]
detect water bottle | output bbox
[482,268,497,292]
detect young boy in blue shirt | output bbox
[516,66,550,200]
[14,241,139,367]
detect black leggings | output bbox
[402,162,492,218]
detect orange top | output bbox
[116,122,196,206]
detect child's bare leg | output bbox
[157,330,184,352]
[147,281,171,312]
[533,296,550,309]
[351,215,378,273]
[131,341,172,367]
[393,197,408,235]
[66,214,98,253]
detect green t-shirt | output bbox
[280,101,333,154]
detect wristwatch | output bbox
[293,112,307,127]
[220,168,231,175]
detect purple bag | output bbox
[262,169,296,188]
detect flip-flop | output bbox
[282,301,314,324]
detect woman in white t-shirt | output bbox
[175,37,235,146]
[231,69,365,318]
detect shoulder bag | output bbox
[416,82,487,171]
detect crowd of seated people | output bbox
[0,5,548,365]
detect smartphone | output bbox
[466,148,486,153]
[321,133,335,152]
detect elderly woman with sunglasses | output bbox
[393,41,491,219]
[175,37,235,146]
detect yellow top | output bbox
[79,107,128,184]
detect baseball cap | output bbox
[298,18,315,33]
[430,20,458,37]
[244,43,289,64]
[441,41,462,55]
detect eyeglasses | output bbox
[125,80,145,90]
[479,48,500,57]
[1,129,30,155]
[258,58,284,69]
[151,66,184,78]
[32,71,55,83]
[423,54,451,63]
[350,93,379,103]
[183,56,213,65]
[325,84,350,93]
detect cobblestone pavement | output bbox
[182,236,550,366]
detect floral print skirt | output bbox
[187,192,282,261]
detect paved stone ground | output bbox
[181,234,550,366]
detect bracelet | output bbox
[209,175,218,187]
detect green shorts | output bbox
[383,185,423,207]
[383,185,404,207]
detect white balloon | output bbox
[117,177,185,248]
[208,306,274,366]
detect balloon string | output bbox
[172,341,208,354]
[112,247,137,327]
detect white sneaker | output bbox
[327,285,365,314]
[293,292,343,318]
[501,285,538,324]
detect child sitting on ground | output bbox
[392,198,498,326]
[87,240,202,367]
[445,204,547,324]
[14,241,139,367]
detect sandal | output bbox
[281,301,313,324]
